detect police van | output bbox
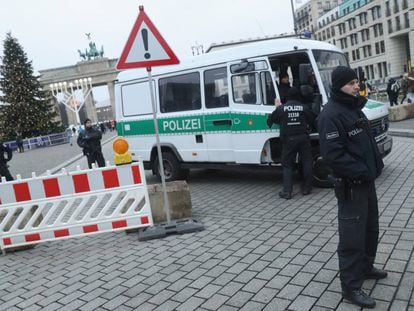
[115,38,392,186]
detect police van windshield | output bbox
[312,50,348,99]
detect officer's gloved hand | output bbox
[267,114,273,128]
[355,118,370,131]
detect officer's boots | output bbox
[279,191,292,199]
[342,288,375,308]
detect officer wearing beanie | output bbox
[318,66,386,308]
[77,118,105,169]
[267,86,314,199]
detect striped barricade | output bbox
[0,161,153,252]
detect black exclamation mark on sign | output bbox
[142,29,150,59]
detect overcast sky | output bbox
[0,0,300,100]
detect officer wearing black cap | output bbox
[318,66,386,309]
[267,86,314,199]
[77,118,105,169]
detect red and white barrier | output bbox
[0,162,153,252]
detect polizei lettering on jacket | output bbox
[162,118,201,132]
[283,105,303,112]
[348,128,363,137]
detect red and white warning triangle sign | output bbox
[117,6,179,70]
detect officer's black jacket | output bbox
[0,143,12,164]
[318,90,384,182]
[77,126,102,154]
[267,99,314,139]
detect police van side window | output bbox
[159,72,201,113]
[232,73,257,104]
[204,67,229,108]
[260,71,276,105]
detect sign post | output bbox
[117,6,203,239]
[147,67,170,223]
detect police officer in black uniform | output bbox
[0,142,14,181]
[267,87,314,199]
[318,66,386,309]
[77,119,106,169]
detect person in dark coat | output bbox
[267,87,315,199]
[16,134,24,153]
[77,119,105,169]
[277,72,291,104]
[386,77,399,106]
[0,142,14,181]
[318,66,386,309]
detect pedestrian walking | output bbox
[386,77,400,106]
[65,128,73,146]
[267,86,314,199]
[318,66,387,309]
[77,118,105,169]
[358,78,369,98]
[0,141,14,181]
[16,134,24,153]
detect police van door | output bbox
[158,71,208,162]
[229,58,277,164]
[203,66,234,162]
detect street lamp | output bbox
[49,77,93,126]
[290,0,298,35]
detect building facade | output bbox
[312,0,414,85]
[296,0,340,33]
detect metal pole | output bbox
[147,67,171,223]
[290,0,297,35]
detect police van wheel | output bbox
[154,151,185,182]
[312,158,334,188]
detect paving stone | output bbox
[276,284,303,300]
[239,301,266,310]
[302,281,329,298]
[371,284,397,302]
[78,297,107,311]
[153,300,180,311]
[263,297,291,311]
[315,290,342,309]
[200,293,229,310]
[288,295,317,311]
[226,291,254,308]
[252,287,279,304]
[218,281,244,297]
[172,288,199,303]
[176,297,205,311]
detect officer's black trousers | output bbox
[86,151,106,169]
[281,135,313,194]
[335,180,379,290]
[0,163,14,181]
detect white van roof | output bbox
[116,38,342,83]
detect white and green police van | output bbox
[115,38,392,186]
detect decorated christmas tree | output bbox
[0,32,62,141]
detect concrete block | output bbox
[388,103,414,121]
[147,180,192,223]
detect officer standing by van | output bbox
[318,66,386,309]
[267,87,314,199]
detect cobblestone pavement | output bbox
[1,135,414,310]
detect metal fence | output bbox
[4,132,70,150]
